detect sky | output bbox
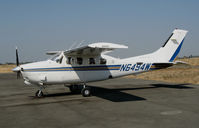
[0,0,198,63]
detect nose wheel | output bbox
[35,90,44,98]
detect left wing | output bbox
[64,42,128,56]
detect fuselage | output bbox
[18,54,153,86]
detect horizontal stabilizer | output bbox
[152,62,174,69]
[152,60,188,69]
[174,61,188,65]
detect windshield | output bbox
[50,54,60,61]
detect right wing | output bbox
[64,42,128,56]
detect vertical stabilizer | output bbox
[153,29,188,62]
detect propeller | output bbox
[16,47,19,66]
[15,47,21,79]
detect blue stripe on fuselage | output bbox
[23,65,121,72]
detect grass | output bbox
[0,64,16,73]
[126,57,199,84]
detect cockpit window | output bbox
[77,57,83,65]
[100,58,106,64]
[51,54,63,64]
[55,56,63,64]
[51,54,60,61]
[89,58,95,64]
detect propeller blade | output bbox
[15,47,21,79]
[16,47,19,66]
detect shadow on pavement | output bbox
[90,86,146,102]
[151,83,193,89]
[37,83,193,102]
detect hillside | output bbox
[126,57,199,84]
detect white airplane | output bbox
[13,29,188,97]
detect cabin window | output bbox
[89,58,95,64]
[71,58,75,64]
[67,57,71,64]
[100,58,106,64]
[77,57,83,65]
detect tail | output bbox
[123,29,188,63]
[152,29,188,62]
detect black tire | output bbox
[81,87,91,97]
[35,90,44,98]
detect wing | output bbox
[64,42,128,56]
[46,51,62,55]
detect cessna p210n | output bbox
[13,29,188,97]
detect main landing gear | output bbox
[69,84,91,97]
[81,86,91,97]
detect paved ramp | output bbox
[0,73,199,128]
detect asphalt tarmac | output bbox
[0,73,199,128]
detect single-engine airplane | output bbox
[13,29,188,97]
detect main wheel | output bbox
[81,87,91,97]
[35,90,44,98]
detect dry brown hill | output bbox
[126,57,199,84]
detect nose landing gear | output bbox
[35,90,44,98]
[35,85,45,98]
